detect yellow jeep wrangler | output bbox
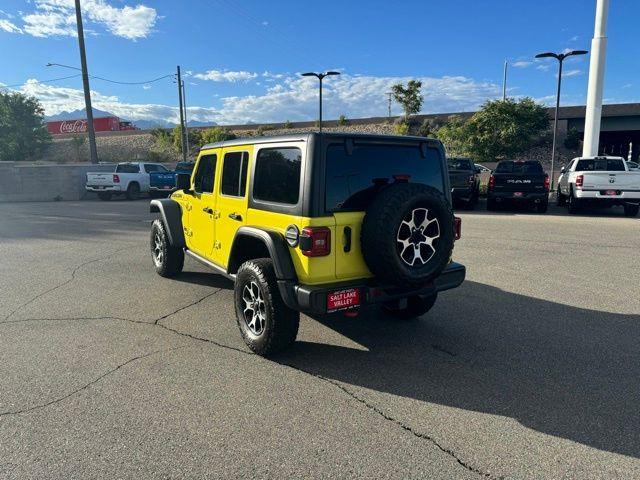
[150,133,465,356]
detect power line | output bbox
[90,73,174,85]
[0,74,82,89]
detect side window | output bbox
[144,164,166,173]
[253,147,302,205]
[221,151,249,197]
[193,154,217,194]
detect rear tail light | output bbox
[488,174,495,191]
[575,174,583,188]
[544,174,550,190]
[454,216,462,240]
[113,174,120,183]
[300,227,331,257]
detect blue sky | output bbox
[0,0,638,125]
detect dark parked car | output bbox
[487,160,549,213]
[447,157,480,209]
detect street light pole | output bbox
[301,71,341,135]
[74,0,98,164]
[535,49,588,191]
[502,60,508,101]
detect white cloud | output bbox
[0,18,22,33]
[563,69,583,77]
[569,35,579,42]
[261,20,268,26]
[194,70,258,82]
[142,84,152,90]
[512,61,533,68]
[16,73,500,126]
[536,64,551,72]
[8,0,157,40]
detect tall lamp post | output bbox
[535,49,588,191]
[301,71,340,134]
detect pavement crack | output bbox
[0,345,187,417]
[153,289,223,325]
[3,247,130,322]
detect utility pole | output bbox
[583,0,609,157]
[181,79,189,156]
[502,60,508,101]
[176,66,187,162]
[386,91,393,120]
[74,0,98,164]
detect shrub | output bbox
[394,122,410,136]
[69,135,86,162]
[256,125,275,137]
[283,120,292,129]
[564,127,581,150]
[418,118,440,138]
[199,126,237,145]
[337,114,349,126]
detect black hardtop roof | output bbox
[200,132,441,150]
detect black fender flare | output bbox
[150,198,185,248]
[228,226,297,281]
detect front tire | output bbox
[235,259,299,356]
[624,203,639,217]
[382,294,437,320]
[150,219,184,277]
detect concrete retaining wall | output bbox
[0,163,116,202]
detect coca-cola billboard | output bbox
[46,116,124,135]
[59,119,88,134]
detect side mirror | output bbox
[560,166,566,174]
[475,167,482,174]
[176,173,191,192]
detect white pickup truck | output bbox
[86,162,169,201]
[557,156,640,216]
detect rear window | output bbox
[253,147,301,205]
[495,161,543,174]
[176,162,194,172]
[326,143,444,212]
[447,158,473,170]
[116,163,139,173]
[575,158,626,172]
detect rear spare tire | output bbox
[361,183,454,287]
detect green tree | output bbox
[391,80,423,120]
[417,118,441,138]
[171,125,203,153]
[337,114,349,126]
[199,126,237,145]
[464,98,550,161]
[0,91,50,161]
[564,127,581,150]
[435,116,469,156]
[150,128,173,151]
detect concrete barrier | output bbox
[0,162,116,202]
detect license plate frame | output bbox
[605,189,617,196]
[513,192,524,197]
[327,288,360,312]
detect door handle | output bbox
[228,212,243,221]
[203,207,214,215]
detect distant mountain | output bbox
[44,108,215,131]
[45,108,115,121]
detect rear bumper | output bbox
[86,185,122,192]
[278,262,466,315]
[451,187,475,202]
[575,189,640,203]
[489,191,548,203]
[149,186,177,192]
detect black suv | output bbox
[487,160,549,213]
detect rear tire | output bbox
[536,200,549,214]
[97,192,112,201]
[150,219,184,277]
[126,182,140,200]
[235,259,299,356]
[568,190,581,214]
[382,294,437,320]
[487,197,497,211]
[624,203,639,217]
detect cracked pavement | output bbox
[0,200,639,479]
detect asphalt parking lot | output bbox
[1,199,639,479]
